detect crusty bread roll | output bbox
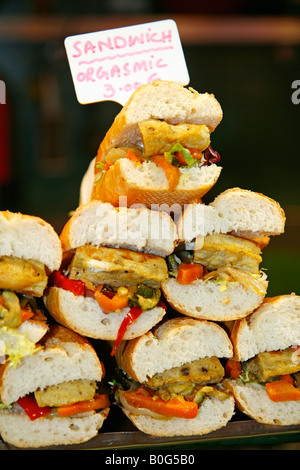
[229,294,300,362]
[89,80,223,208]
[97,81,223,162]
[114,317,234,437]
[161,187,285,322]
[223,295,300,426]
[0,324,104,405]
[0,210,62,273]
[115,317,233,383]
[0,411,108,449]
[92,158,222,209]
[223,380,300,426]
[0,211,62,365]
[177,187,286,242]
[0,325,109,448]
[60,200,177,257]
[45,201,176,342]
[44,287,166,341]
[121,395,235,437]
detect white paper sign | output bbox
[64,19,190,105]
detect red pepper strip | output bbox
[17,394,52,421]
[111,307,143,357]
[158,300,167,310]
[50,270,85,296]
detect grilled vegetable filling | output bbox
[225,346,300,402]
[145,356,228,403]
[52,245,167,312]
[34,380,97,407]
[0,290,43,329]
[69,245,168,289]
[166,233,267,296]
[114,357,230,420]
[0,256,48,297]
[7,380,110,421]
[95,119,221,190]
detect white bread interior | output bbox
[230,294,300,362]
[16,318,48,344]
[0,408,108,448]
[0,324,105,405]
[92,157,222,209]
[177,187,286,242]
[115,317,233,384]
[44,287,166,341]
[121,393,235,437]
[161,278,267,322]
[0,210,62,272]
[224,380,300,426]
[60,200,177,257]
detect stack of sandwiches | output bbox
[0,80,298,448]
[0,211,110,448]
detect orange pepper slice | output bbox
[126,149,143,163]
[266,380,300,402]
[177,263,204,285]
[94,287,129,312]
[152,155,180,191]
[57,394,110,417]
[120,388,198,419]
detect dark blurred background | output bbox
[0,0,299,296]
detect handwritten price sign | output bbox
[65,19,189,105]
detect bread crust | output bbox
[114,317,233,383]
[177,187,286,242]
[59,200,177,257]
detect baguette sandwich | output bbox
[0,324,109,448]
[162,188,285,321]
[0,210,62,367]
[223,294,300,425]
[113,317,235,437]
[44,201,177,354]
[88,80,223,209]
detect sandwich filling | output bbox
[0,291,47,367]
[52,244,168,312]
[225,345,300,402]
[95,119,220,191]
[50,245,168,354]
[0,255,48,297]
[166,233,267,295]
[1,379,110,421]
[114,356,230,420]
